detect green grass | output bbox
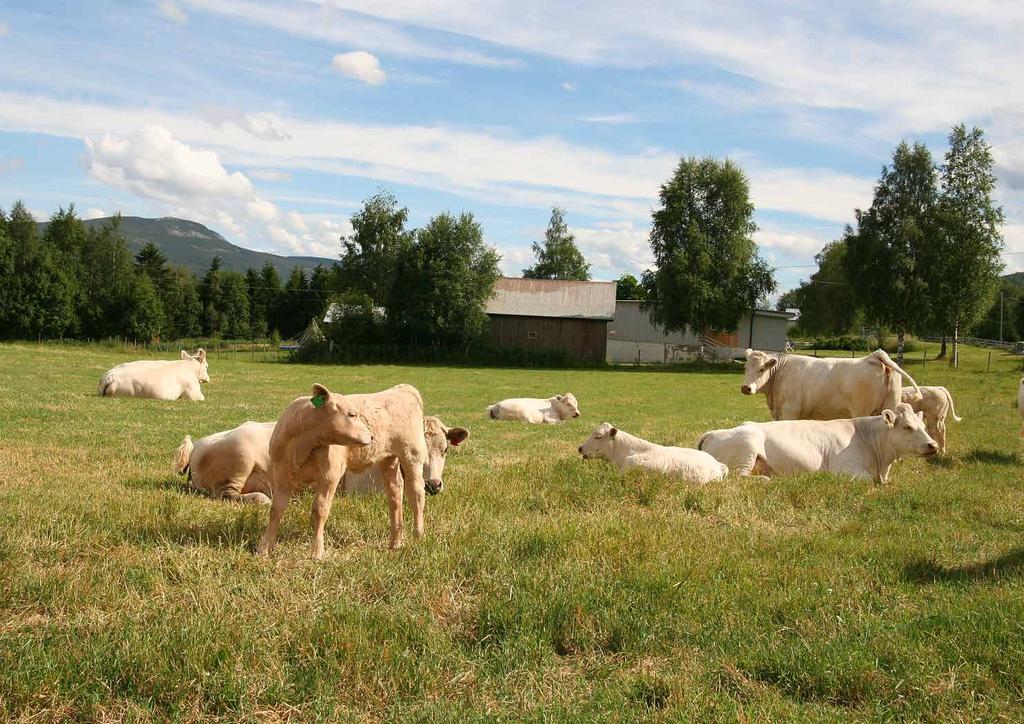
[2,342,1024,721]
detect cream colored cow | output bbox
[344,416,469,495]
[901,385,962,453]
[697,403,938,483]
[741,348,919,420]
[99,349,209,400]
[173,421,275,505]
[487,393,580,423]
[257,383,428,559]
[578,422,727,483]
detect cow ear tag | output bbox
[311,394,326,408]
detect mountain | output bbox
[38,216,336,276]
[1003,272,1024,286]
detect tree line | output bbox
[778,124,1004,365]
[0,202,337,342]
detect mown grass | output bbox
[1,341,1024,721]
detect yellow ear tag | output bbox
[311,395,326,408]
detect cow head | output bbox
[578,422,617,460]
[181,348,210,383]
[553,392,581,419]
[421,416,470,495]
[882,403,938,457]
[741,348,777,395]
[309,383,373,447]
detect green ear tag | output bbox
[311,394,326,408]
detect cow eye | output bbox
[903,425,913,431]
[348,411,358,418]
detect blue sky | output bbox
[0,0,1022,294]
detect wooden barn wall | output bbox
[488,315,608,362]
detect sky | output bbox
[0,0,1022,295]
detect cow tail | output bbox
[696,432,709,451]
[488,405,498,420]
[98,372,116,396]
[873,349,920,393]
[174,435,194,476]
[943,387,963,422]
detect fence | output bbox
[918,335,1022,353]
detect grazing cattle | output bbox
[257,383,427,559]
[901,385,962,453]
[344,416,469,495]
[99,349,210,400]
[578,422,727,483]
[487,393,580,423]
[696,403,938,483]
[741,348,920,420]
[174,421,275,504]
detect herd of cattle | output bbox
[97,346,1016,558]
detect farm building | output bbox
[607,301,795,363]
[485,277,616,362]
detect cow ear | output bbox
[180,350,191,360]
[916,411,924,422]
[556,394,565,402]
[765,358,778,368]
[195,348,206,362]
[882,409,896,428]
[745,348,753,358]
[609,426,618,438]
[312,383,331,398]
[446,427,470,446]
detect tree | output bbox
[925,124,1004,367]
[78,215,135,339]
[844,142,937,361]
[280,266,310,338]
[523,207,590,280]
[200,256,226,337]
[641,157,775,334]
[389,212,501,347]
[340,190,413,307]
[258,262,284,336]
[615,273,645,301]
[166,267,202,339]
[784,239,863,336]
[971,279,1020,342]
[135,242,172,293]
[221,271,252,339]
[125,273,164,342]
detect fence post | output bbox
[988,351,992,373]
[922,347,926,367]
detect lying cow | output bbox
[901,385,962,453]
[344,416,469,495]
[697,403,938,483]
[741,348,919,420]
[99,349,209,400]
[578,422,727,483]
[174,421,275,504]
[487,393,580,423]
[257,383,428,559]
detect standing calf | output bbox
[901,385,961,453]
[257,383,428,559]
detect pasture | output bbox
[2,342,1024,721]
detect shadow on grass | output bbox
[925,454,957,469]
[904,547,1024,584]
[961,449,1021,466]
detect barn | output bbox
[485,277,616,362]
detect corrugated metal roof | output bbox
[485,277,617,320]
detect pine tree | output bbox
[201,256,226,338]
[523,207,590,280]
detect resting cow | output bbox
[99,349,209,400]
[741,348,919,420]
[488,393,580,423]
[174,421,275,505]
[257,383,427,559]
[696,403,938,483]
[578,422,727,483]
[901,385,961,453]
[344,416,469,495]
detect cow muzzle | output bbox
[741,384,754,395]
[425,479,442,496]
[573,412,580,418]
[922,442,939,456]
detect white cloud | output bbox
[752,226,828,257]
[561,81,577,92]
[332,51,387,85]
[0,156,24,174]
[579,113,640,125]
[0,21,9,38]
[157,0,188,24]
[202,106,291,141]
[248,169,292,182]
[569,220,654,278]
[82,207,108,220]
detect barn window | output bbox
[527,331,538,340]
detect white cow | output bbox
[741,348,920,420]
[343,416,469,495]
[901,385,961,453]
[697,403,938,483]
[99,349,210,400]
[174,421,275,504]
[578,422,728,483]
[487,393,580,423]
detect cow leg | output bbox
[401,454,427,540]
[256,485,291,556]
[240,492,272,505]
[380,458,404,549]
[309,475,341,560]
[935,419,947,453]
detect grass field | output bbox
[2,342,1024,721]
